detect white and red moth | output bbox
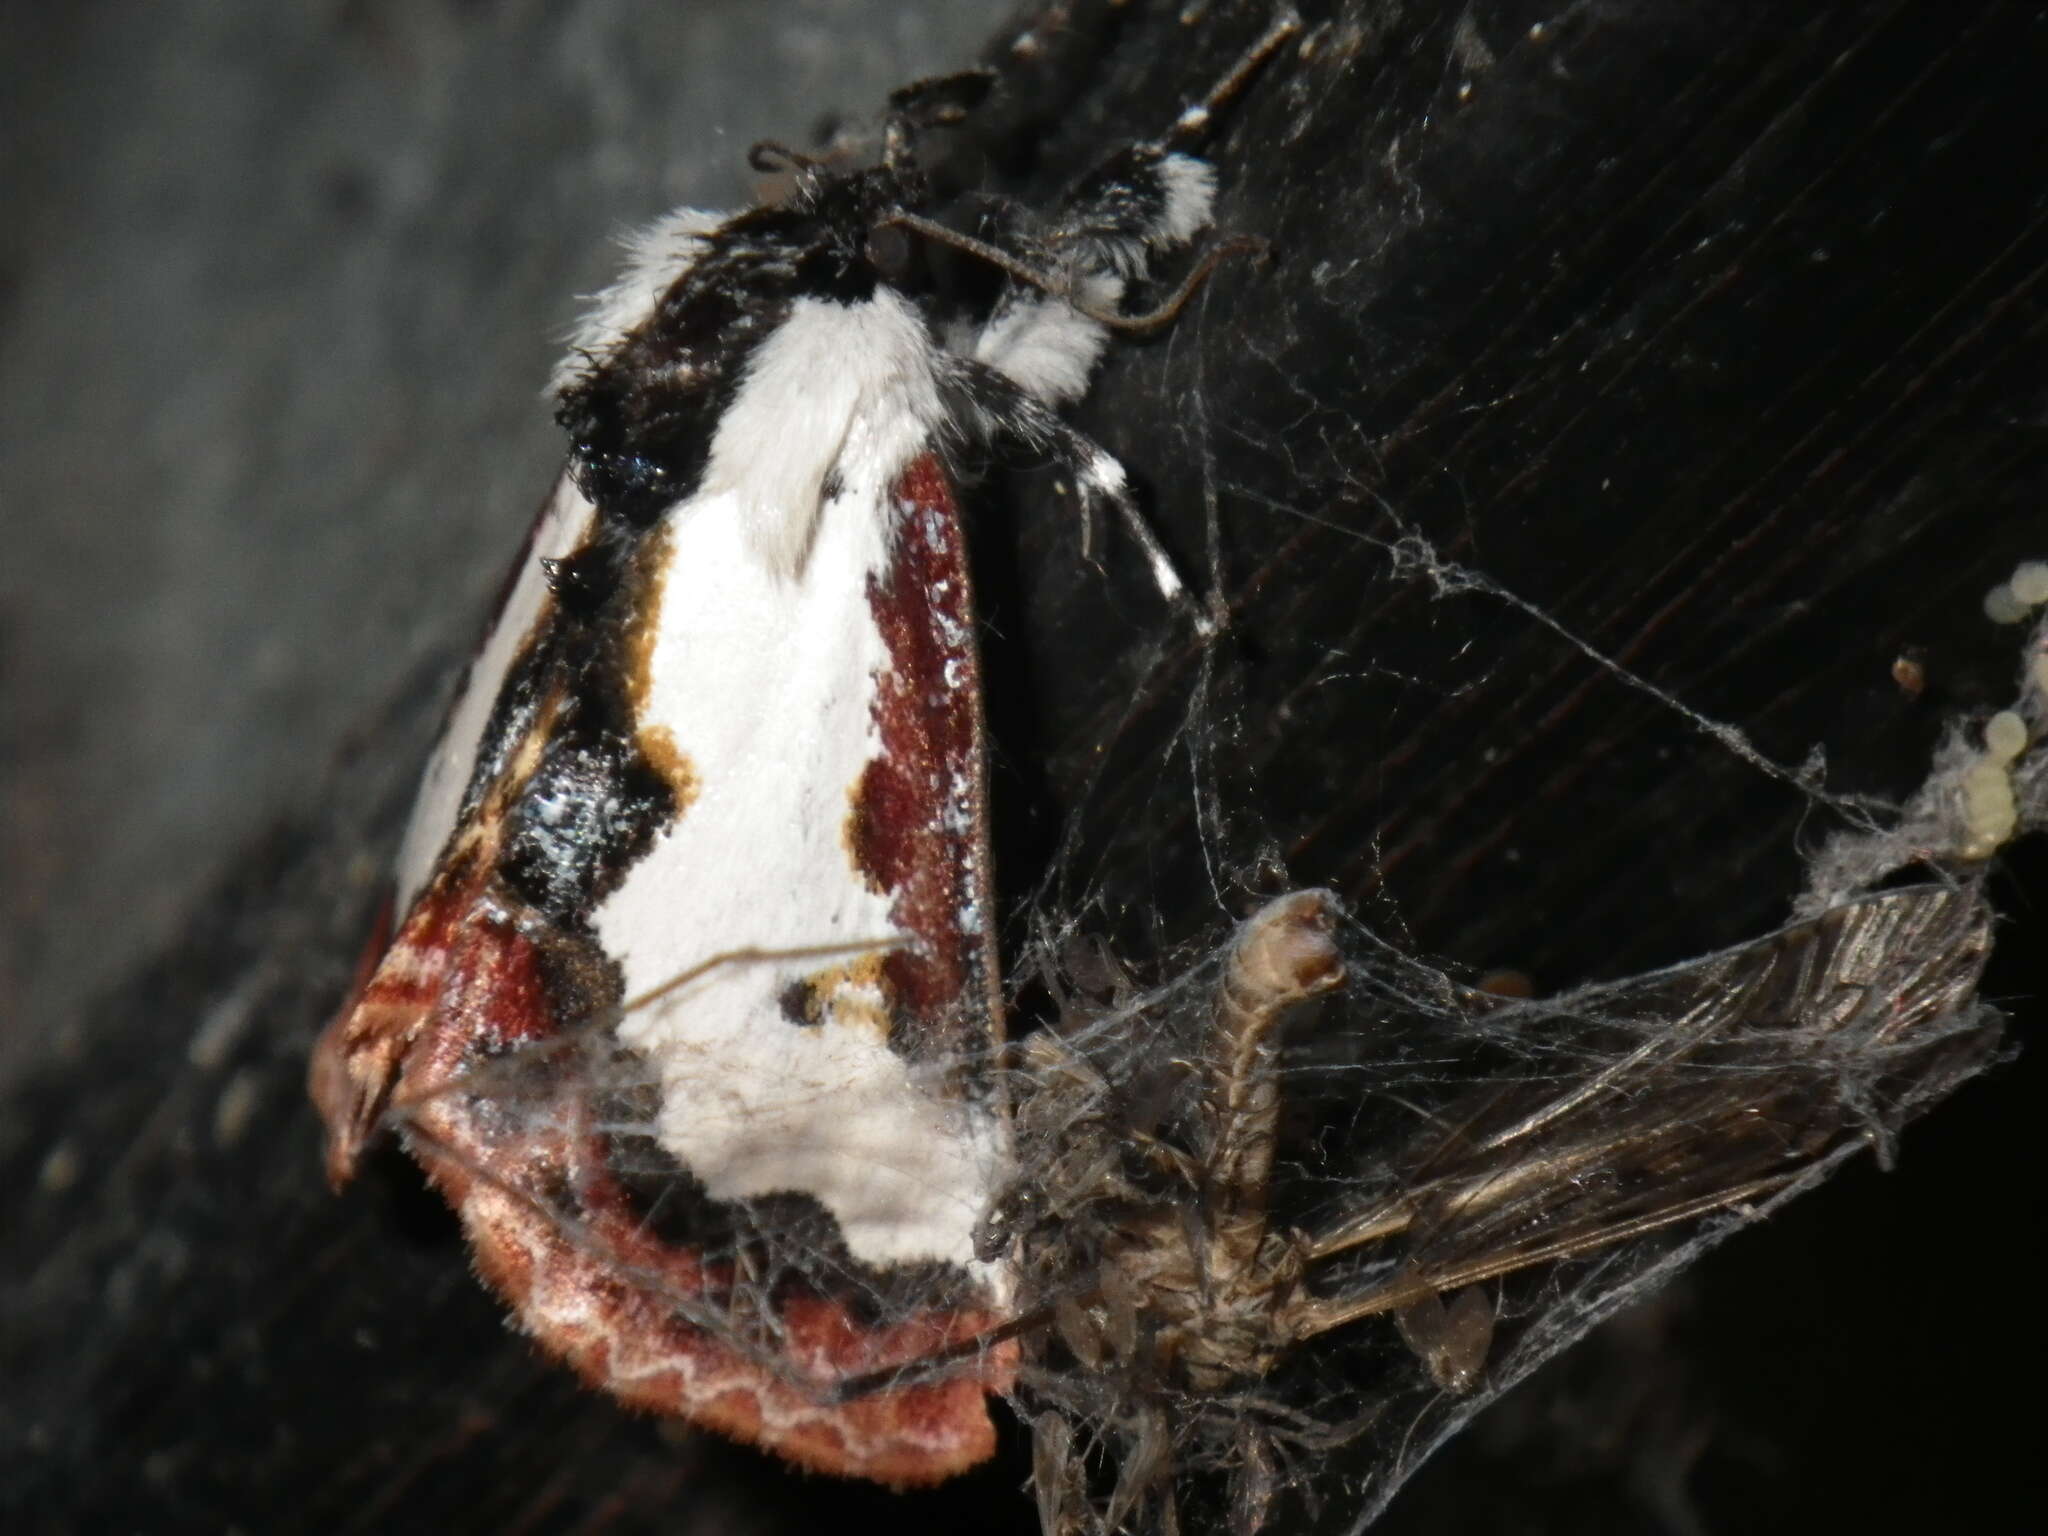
[309,62,1244,1486]
[306,23,2021,1526]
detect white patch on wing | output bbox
[595,296,1004,1280]
[700,291,945,577]
[973,289,1113,406]
[549,206,726,394]
[394,473,595,913]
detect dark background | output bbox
[4,2,2041,1533]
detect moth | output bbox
[310,12,1301,1491]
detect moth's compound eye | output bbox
[571,447,675,528]
[866,222,917,287]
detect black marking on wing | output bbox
[555,170,915,533]
[498,727,674,923]
[590,1074,990,1326]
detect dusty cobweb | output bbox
[360,488,2040,1536]
[966,535,2044,1536]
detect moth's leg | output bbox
[1035,6,1303,273]
[941,17,1299,630]
[971,7,1300,372]
[958,18,1293,388]
[1150,7,1305,154]
[942,353,1197,615]
[959,135,1235,419]
[1201,889,1346,1283]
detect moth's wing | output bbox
[391,473,597,913]
[309,882,454,1187]
[339,875,1003,1488]
[356,448,1014,1484]
[852,453,1006,1058]
[586,446,1005,1281]
[309,472,595,1185]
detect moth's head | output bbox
[745,65,997,286]
[747,162,929,299]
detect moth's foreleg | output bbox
[942,355,1199,617]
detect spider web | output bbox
[983,538,2035,1535]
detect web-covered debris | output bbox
[1801,561,2048,908]
[352,569,2043,1534]
[996,569,2048,1536]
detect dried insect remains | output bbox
[984,568,2048,1534]
[1004,880,1997,1534]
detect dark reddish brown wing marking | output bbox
[310,879,462,1189]
[313,865,1014,1485]
[856,452,1005,1070]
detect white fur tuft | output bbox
[1153,154,1217,245]
[549,207,727,395]
[973,295,1112,406]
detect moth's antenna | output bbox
[880,211,1264,333]
[619,936,904,1017]
[881,69,998,172]
[1151,6,1303,154]
[747,141,822,175]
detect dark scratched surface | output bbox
[4,2,2044,1533]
